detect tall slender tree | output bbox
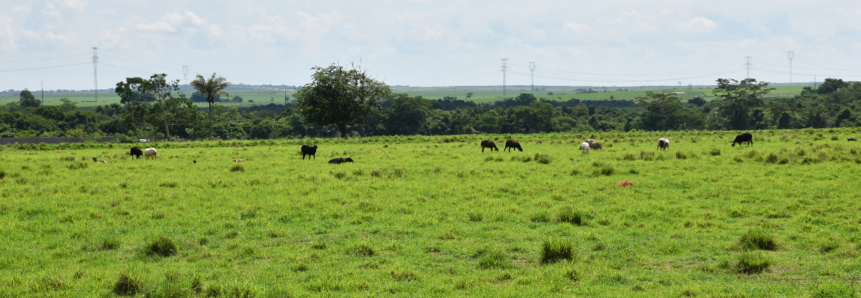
[190,73,231,140]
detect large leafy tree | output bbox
[190,73,231,140]
[115,74,182,140]
[295,64,392,138]
[712,78,774,130]
[19,90,40,108]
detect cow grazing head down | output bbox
[480,140,499,152]
[504,140,523,152]
[301,145,318,160]
[329,157,354,164]
[657,138,670,150]
[144,148,158,160]
[586,139,604,151]
[130,147,143,159]
[848,137,857,141]
[581,142,591,154]
[731,133,753,147]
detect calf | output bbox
[144,148,158,160]
[504,139,523,152]
[731,133,753,147]
[301,145,318,160]
[657,138,670,150]
[329,157,354,164]
[481,140,499,152]
[581,142,590,154]
[130,147,143,159]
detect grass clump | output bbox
[764,152,779,164]
[812,282,856,298]
[540,239,574,264]
[350,244,375,256]
[675,151,687,159]
[534,153,551,164]
[477,250,511,269]
[739,230,777,251]
[230,165,246,172]
[593,165,615,176]
[101,238,120,250]
[558,208,585,225]
[735,251,771,274]
[530,212,550,223]
[467,212,483,222]
[113,272,142,296]
[144,237,177,257]
[709,148,721,156]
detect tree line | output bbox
[1,64,860,141]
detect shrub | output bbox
[558,208,584,225]
[541,239,574,264]
[113,272,142,296]
[739,230,777,251]
[735,252,770,274]
[145,237,177,257]
[230,165,245,172]
[478,251,511,269]
[709,148,721,156]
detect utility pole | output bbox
[182,65,188,92]
[92,47,98,102]
[744,56,752,79]
[787,51,794,86]
[499,58,509,99]
[529,62,535,92]
[41,81,44,103]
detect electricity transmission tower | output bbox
[182,65,188,92]
[499,58,509,99]
[92,47,98,102]
[529,62,535,92]
[744,56,753,79]
[787,51,794,86]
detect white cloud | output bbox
[136,21,176,32]
[563,22,587,32]
[0,15,17,50]
[55,0,87,10]
[11,5,31,14]
[41,3,61,19]
[135,11,222,37]
[676,16,716,33]
[21,29,71,44]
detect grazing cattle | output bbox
[586,139,605,151]
[130,147,143,159]
[581,142,591,154]
[301,145,318,160]
[329,157,354,164]
[504,139,523,152]
[731,133,753,147]
[616,180,633,187]
[657,138,670,150]
[848,137,857,141]
[481,140,499,152]
[193,160,197,164]
[92,156,98,162]
[144,148,158,160]
[233,159,246,162]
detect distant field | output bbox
[0,86,805,108]
[1,129,860,296]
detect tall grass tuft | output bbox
[113,272,142,296]
[764,152,779,164]
[230,165,245,172]
[478,250,511,269]
[558,208,585,225]
[540,239,574,264]
[593,165,615,176]
[350,244,375,256]
[144,237,177,256]
[739,230,777,251]
[675,151,687,159]
[534,153,551,164]
[709,148,721,156]
[735,251,771,274]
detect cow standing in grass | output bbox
[586,139,605,151]
[481,140,498,152]
[657,138,670,150]
[581,142,591,154]
[731,133,753,147]
[301,145,318,160]
[144,148,158,160]
[504,140,523,152]
[849,138,857,141]
[130,147,143,159]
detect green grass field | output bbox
[1,129,859,297]
[0,86,806,108]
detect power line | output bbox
[0,53,90,64]
[0,62,90,73]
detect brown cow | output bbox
[480,140,499,152]
[504,139,523,152]
[586,139,605,151]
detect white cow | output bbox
[581,142,591,154]
[144,148,158,160]
[658,138,670,150]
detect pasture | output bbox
[1,128,860,297]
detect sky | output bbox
[1,0,861,91]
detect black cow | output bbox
[504,140,523,152]
[130,147,143,159]
[848,137,857,141]
[301,145,318,160]
[329,157,354,164]
[731,133,753,147]
[481,140,499,152]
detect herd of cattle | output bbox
[119,132,859,164]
